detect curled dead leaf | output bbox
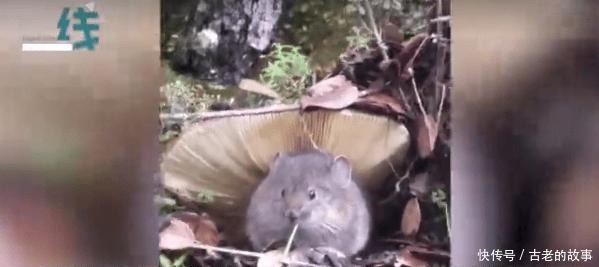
[382,22,404,47]
[415,114,439,158]
[159,218,197,250]
[300,75,359,110]
[174,212,219,246]
[357,92,406,115]
[401,198,421,237]
[159,212,219,250]
[239,79,281,99]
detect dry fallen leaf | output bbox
[401,198,421,237]
[357,92,406,115]
[397,34,429,80]
[159,218,197,250]
[394,247,428,267]
[173,212,219,246]
[159,212,219,250]
[367,77,385,92]
[306,75,350,96]
[300,75,359,110]
[382,22,404,46]
[415,114,439,158]
[239,79,281,99]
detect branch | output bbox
[436,83,447,123]
[433,0,447,106]
[430,15,450,23]
[405,35,432,76]
[362,0,389,61]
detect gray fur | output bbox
[245,149,371,255]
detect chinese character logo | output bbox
[56,3,100,51]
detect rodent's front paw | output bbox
[295,246,354,267]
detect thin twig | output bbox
[436,0,443,40]
[362,0,389,61]
[405,35,431,76]
[378,159,416,205]
[436,84,447,123]
[442,202,451,240]
[410,73,427,115]
[284,223,299,257]
[434,0,445,107]
[387,159,401,181]
[396,84,411,112]
[397,35,431,113]
[358,18,374,36]
[191,242,326,267]
[430,15,450,23]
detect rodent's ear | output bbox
[332,155,352,187]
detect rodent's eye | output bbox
[308,189,316,200]
[281,189,286,197]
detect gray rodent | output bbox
[245,149,371,256]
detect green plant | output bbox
[346,26,371,49]
[431,188,450,238]
[259,43,312,101]
[161,67,200,113]
[160,252,189,267]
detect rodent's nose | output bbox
[285,209,301,221]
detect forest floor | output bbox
[157,1,451,266]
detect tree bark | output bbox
[171,0,283,85]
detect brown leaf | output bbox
[300,75,359,110]
[238,79,281,99]
[415,114,439,158]
[357,92,406,115]
[173,212,219,246]
[397,34,429,80]
[398,34,428,66]
[401,198,421,237]
[368,77,385,92]
[382,22,404,46]
[159,218,197,250]
[395,247,429,267]
[159,212,219,250]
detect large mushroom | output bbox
[161,105,410,244]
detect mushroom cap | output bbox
[161,108,410,242]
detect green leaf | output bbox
[160,254,173,267]
[173,253,189,267]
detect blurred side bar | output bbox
[453,1,599,267]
